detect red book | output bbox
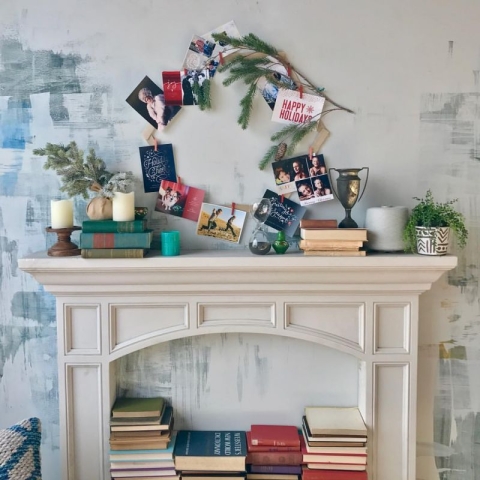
[302,468,368,480]
[246,450,303,466]
[246,432,300,452]
[250,425,300,447]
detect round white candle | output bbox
[51,200,74,229]
[112,192,135,221]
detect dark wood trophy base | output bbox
[46,226,82,257]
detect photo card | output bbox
[139,144,177,193]
[260,189,306,237]
[155,180,205,222]
[202,20,241,63]
[126,76,181,130]
[271,88,325,125]
[257,58,297,110]
[162,70,210,106]
[182,35,216,73]
[196,202,247,244]
[296,174,334,206]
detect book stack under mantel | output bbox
[298,220,368,257]
[246,425,302,480]
[109,396,178,480]
[301,407,368,480]
[174,430,248,480]
[80,219,153,258]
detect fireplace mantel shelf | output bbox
[19,251,457,480]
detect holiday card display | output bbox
[272,88,325,125]
[155,180,205,222]
[202,21,241,61]
[196,203,246,243]
[126,76,181,130]
[182,35,217,72]
[257,58,297,110]
[139,144,177,193]
[296,173,334,206]
[259,189,306,237]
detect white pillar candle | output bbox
[51,200,74,229]
[112,192,135,221]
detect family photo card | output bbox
[182,35,217,73]
[196,202,246,244]
[271,88,325,125]
[155,180,205,222]
[260,189,306,237]
[295,173,334,206]
[139,144,177,193]
[126,76,181,130]
[257,58,297,110]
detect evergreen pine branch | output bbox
[212,33,278,57]
[258,145,280,171]
[270,123,306,142]
[238,82,258,129]
[286,121,318,155]
[201,79,212,110]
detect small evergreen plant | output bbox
[403,190,468,252]
[33,142,134,199]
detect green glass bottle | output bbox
[272,231,289,254]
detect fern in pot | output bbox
[34,142,134,220]
[403,190,468,255]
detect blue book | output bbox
[174,431,247,472]
[79,230,153,249]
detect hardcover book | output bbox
[300,229,368,242]
[249,465,302,474]
[111,406,173,432]
[246,432,300,452]
[174,431,247,472]
[80,230,153,249]
[247,474,297,480]
[306,463,366,471]
[300,219,338,229]
[81,248,149,259]
[112,397,165,418]
[302,419,366,445]
[82,219,147,233]
[304,407,367,437]
[245,450,303,466]
[302,468,367,480]
[299,240,364,251]
[301,429,367,455]
[303,250,366,257]
[301,436,366,464]
[109,433,176,462]
[249,425,300,448]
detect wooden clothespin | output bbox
[219,51,224,65]
[308,146,314,161]
[287,64,292,77]
[177,176,182,185]
[280,194,284,203]
[231,202,236,215]
[154,138,158,152]
[299,85,303,99]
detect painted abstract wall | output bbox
[1,1,480,478]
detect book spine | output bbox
[82,220,147,233]
[300,220,338,229]
[81,249,146,259]
[250,465,302,474]
[80,231,152,249]
[251,438,300,448]
[299,241,362,251]
[248,444,301,452]
[246,451,303,465]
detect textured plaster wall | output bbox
[1,1,480,479]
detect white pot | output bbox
[415,227,450,255]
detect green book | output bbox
[174,431,247,472]
[81,248,148,258]
[112,397,165,418]
[79,230,153,249]
[82,219,148,233]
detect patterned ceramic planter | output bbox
[415,226,450,255]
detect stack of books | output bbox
[301,407,368,480]
[80,219,153,258]
[174,430,247,480]
[299,220,367,257]
[246,425,302,480]
[109,396,178,480]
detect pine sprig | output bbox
[238,82,258,129]
[286,121,318,155]
[212,33,278,57]
[33,141,133,199]
[259,144,281,170]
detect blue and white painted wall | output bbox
[1,1,480,479]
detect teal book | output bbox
[79,230,153,249]
[82,219,147,233]
[174,431,247,472]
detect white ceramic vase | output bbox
[415,226,450,255]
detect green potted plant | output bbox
[403,190,468,255]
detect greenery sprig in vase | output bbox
[34,142,134,220]
[403,190,468,254]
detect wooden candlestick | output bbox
[46,226,82,257]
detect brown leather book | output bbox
[300,219,338,229]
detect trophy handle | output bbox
[328,168,340,200]
[357,167,369,203]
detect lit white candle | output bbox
[50,200,74,229]
[112,192,135,221]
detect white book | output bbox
[305,407,367,437]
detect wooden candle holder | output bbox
[46,226,82,257]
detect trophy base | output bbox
[339,217,358,229]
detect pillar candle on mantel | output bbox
[112,192,135,221]
[50,200,74,229]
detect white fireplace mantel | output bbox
[19,251,457,480]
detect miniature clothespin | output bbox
[299,85,303,99]
[231,202,236,215]
[280,194,284,203]
[154,138,158,152]
[177,176,182,185]
[308,146,314,161]
[287,64,292,77]
[219,51,224,65]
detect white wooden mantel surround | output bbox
[19,250,457,480]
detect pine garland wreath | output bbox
[200,32,355,170]
[33,141,134,199]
